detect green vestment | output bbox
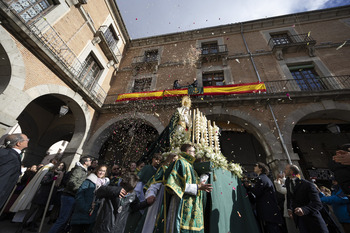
[165,152,204,233]
[138,164,157,184]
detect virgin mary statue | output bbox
[140,96,192,162]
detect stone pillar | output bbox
[61,148,84,171]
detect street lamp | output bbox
[327,123,340,134]
[59,105,69,117]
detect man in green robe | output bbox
[165,144,212,233]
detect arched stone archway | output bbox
[201,108,279,159]
[22,85,91,166]
[0,26,26,135]
[282,100,350,154]
[84,112,165,159]
[281,100,350,180]
[0,83,91,166]
[199,107,286,174]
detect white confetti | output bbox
[336,40,347,50]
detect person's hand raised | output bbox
[333,150,350,165]
[119,188,127,198]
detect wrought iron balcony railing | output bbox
[94,26,122,64]
[268,33,316,50]
[264,75,350,94]
[132,54,160,64]
[2,0,107,106]
[199,44,228,56]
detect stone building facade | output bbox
[1,1,350,179]
[0,0,129,167]
[86,6,350,179]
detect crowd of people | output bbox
[0,133,349,233]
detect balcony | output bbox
[199,44,228,63]
[132,54,160,64]
[94,26,122,66]
[103,75,350,109]
[264,75,350,93]
[0,0,107,107]
[268,33,316,50]
[131,54,160,71]
[268,33,317,60]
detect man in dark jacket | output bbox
[93,172,154,233]
[246,162,283,233]
[0,134,29,209]
[48,156,91,233]
[285,164,329,233]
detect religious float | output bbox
[144,96,260,233]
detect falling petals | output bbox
[336,40,347,50]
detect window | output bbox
[132,77,152,92]
[144,50,158,62]
[271,33,291,46]
[289,65,325,91]
[79,53,103,90]
[10,0,55,23]
[202,71,224,86]
[103,25,119,51]
[201,41,218,55]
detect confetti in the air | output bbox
[336,40,347,50]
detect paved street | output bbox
[1,217,52,233]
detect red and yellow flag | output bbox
[116,82,266,102]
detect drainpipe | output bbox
[240,23,261,82]
[240,23,292,164]
[79,5,97,34]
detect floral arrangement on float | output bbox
[192,109,243,178]
[164,105,243,178]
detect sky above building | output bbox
[116,0,350,39]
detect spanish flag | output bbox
[116,82,266,102]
